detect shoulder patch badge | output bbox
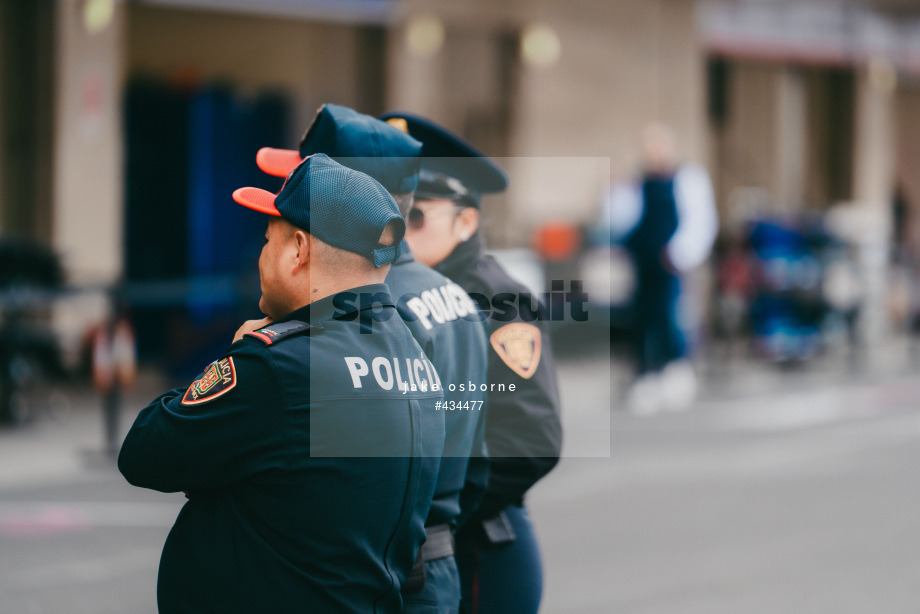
[181,357,237,406]
[490,323,542,380]
[245,320,312,345]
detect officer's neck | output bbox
[303,272,388,308]
[276,280,390,326]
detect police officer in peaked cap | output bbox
[380,112,563,614]
[256,103,490,614]
[118,153,445,613]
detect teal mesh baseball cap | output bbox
[233,154,404,268]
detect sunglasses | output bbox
[407,205,465,230]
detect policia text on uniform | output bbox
[331,279,590,333]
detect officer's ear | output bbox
[290,229,311,272]
[454,206,479,241]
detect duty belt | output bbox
[421,524,454,561]
[402,524,455,594]
[479,510,517,545]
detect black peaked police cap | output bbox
[233,153,405,268]
[379,111,508,208]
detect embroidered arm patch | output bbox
[181,357,237,405]
[490,323,542,379]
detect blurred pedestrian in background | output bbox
[118,154,445,612]
[383,112,563,614]
[608,123,719,414]
[257,103,489,614]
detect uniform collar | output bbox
[274,283,395,326]
[435,231,484,279]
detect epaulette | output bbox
[245,320,315,345]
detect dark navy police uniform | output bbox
[387,242,489,614]
[119,287,444,614]
[120,153,447,613]
[380,112,563,614]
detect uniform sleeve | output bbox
[117,342,289,493]
[472,319,563,521]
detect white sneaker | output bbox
[659,360,698,412]
[627,373,663,416]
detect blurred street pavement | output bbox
[1,349,919,613]
[533,342,920,614]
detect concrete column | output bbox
[852,60,896,343]
[386,17,448,120]
[52,0,126,284]
[52,0,127,362]
[853,65,895,210]
[774,67,807,211]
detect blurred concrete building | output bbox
[1,0,919,347]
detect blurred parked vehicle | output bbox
[711,212,862,364]
[0,238,68,424]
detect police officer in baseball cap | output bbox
[381,112,563,614]
[119,153,445,613]
[256,104,491,614]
